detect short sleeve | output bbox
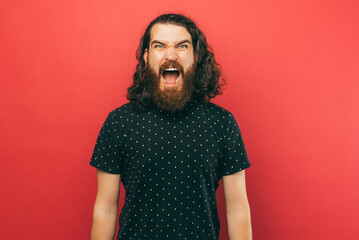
[221,113,251,177]
[89,111,123,174]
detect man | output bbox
[90,14,252,240]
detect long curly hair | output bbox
[127,13,226,112]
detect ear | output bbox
[143,49,148,64]
[195,53,198,62]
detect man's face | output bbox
[144,23,197,113]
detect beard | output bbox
[145,60,196,114]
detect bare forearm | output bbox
[227,209,252,240]
[91,205,118,240]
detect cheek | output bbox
[148,59,160,73]
[149,52,164,64]
[183,56,195,69]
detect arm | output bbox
[222,170,252,240]
[91,169,121,240]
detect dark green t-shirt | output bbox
[90,100,251,240]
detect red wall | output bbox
[1,0,358,239]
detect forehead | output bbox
[150,23,192,44]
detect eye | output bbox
[154,44,164,49]
[178,44,188,49]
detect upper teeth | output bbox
[165,68,178,71]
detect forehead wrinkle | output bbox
[149,24,192,46]
[150,39,192,47]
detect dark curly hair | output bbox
[127,13,226,112]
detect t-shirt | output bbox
[90,100,251,240]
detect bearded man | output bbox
[90,14,252,240]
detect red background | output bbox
[1,0,358,239]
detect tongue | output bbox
[163,72,178,84]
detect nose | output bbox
[164,46,178,61]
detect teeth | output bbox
[165,68,178,71]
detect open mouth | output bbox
[161,68,181,86]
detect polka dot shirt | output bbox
[90,100,251,239]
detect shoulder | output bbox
[97,102,137,128]
[198,102,242,134]
[109,102,134,114]
[201,101,235,120]
[106,102,139,119]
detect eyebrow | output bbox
[150,39,192,47]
